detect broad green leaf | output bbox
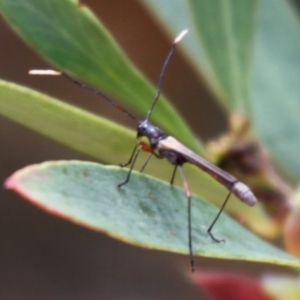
[0,0,284,239]
[0,79,135,163]
[0,79,214,189]
[140,0,258,113]
[0,0,202,153]
[5,160,300,267]
[252,0,300,182]
[0,79,280,238]
[187,0,257,113]
[140,0,300,183]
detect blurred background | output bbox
[0,1,298,299]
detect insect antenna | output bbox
[28,69,137,121]
[146,29,188,121]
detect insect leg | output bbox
[178,165,195,272]
[170,165,178,185]
[120,144,139,168]
[207,190,232,243]
[139,153,154,173]
[118,144,142,188]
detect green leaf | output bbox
[140,0,258,113]
[0,79,279,238]
[187,0,258,113]
[5,160,300,267]
[252,0,300,181]
[0,79,218,191]
[0,0,203,153]
[140,0,300,183]
[0,79,227,198]
[0,0,288,238]
[0,79,135,163]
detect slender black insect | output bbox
[30,30,257,271]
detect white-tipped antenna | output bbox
[29,69,62,76]
[174,29,188,44]
[29,69,137,120]
[146,29,189,121]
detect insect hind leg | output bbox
[178,165,195,272]
[207,189,233,243]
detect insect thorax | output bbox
[137,120,166,147]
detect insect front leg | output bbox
[119,143,139,168]
[118,143,142,188]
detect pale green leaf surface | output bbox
[140,0,223,102]
[0,79,135,163]
[140,0,210,73]
[187,0,257,113]
[0,0,286,236]
[0,0,202,153]
[140,0,300,186]
[5,160,300,267]
[0,79,212,190]
[0,79,232,203]
[252,0,300,181]
[0,80,280,237]
[140,0,258,113]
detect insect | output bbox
[30,30,257,271]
